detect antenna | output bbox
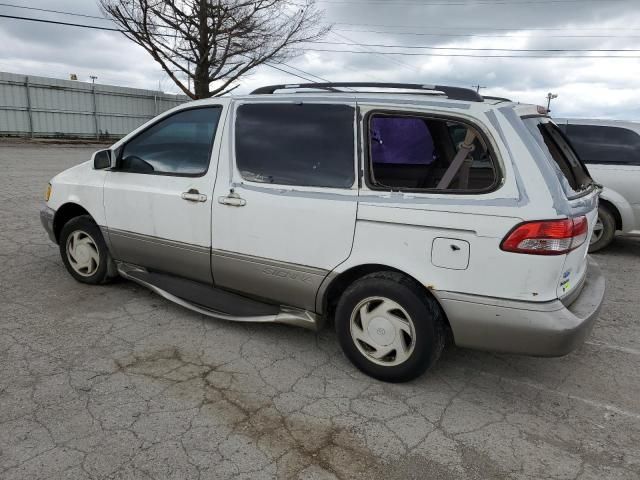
[546,92,558,112]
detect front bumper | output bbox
[436,257,606,357]
[40,205,56,243]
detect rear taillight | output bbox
[501,216,588,255]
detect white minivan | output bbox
[41,83,605,382]
[556,118,640,251]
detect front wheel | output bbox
[59,215,117,284]
[335,272,445,383]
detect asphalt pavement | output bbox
[1,141,639,479]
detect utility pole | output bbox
[472,84,486,93]
[546,92,558,112]
[90,76,99,140]
[25,76,33,138]
[154,80,160,116]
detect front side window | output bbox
[564,124,640,166]
[235,103,355,188]
[367,113,498,192]
[119,107,222,175]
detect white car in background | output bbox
[556,118,640,251]
[41,83,605,382]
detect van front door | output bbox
[103,105,226,283]
[211,101,358,311]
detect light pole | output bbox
[546,92,558,112]
[89,75,98,84]
[472,84,487,93]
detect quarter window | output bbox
[563,124,640,166]
[119,107,222,175]
[367,113,497,191]
[235,103,355,188]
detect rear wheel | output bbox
[589,205,616,253]
[59,215,117,284]
[335,271,444,383]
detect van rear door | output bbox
[523,116,600,301]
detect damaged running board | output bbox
[116,262,321,331]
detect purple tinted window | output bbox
[370,116,435,165]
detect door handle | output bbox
[218,191,246,207]
[181,189,207,202]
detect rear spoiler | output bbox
[514,104,551,117]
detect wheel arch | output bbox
[318,263,453,337]
[600,188,635,233]
[53,203,92,243]
[599,198,623,231]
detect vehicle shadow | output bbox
[593,235,640,259]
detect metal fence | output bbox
[0,71,188,139]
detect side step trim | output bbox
[117,263,321,331]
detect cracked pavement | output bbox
[1,141,639,479]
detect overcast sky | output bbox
[1,0,639,119]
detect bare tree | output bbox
[99,0,329,98]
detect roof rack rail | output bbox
[250,82,484,102]
[483,95,513,103]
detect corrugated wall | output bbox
[0,72,188,139]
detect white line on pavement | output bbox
[472,369,640,421]
[585,341,640,356]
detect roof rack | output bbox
[483,95,513,103]
[250,82,484,102]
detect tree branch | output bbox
[100,0,330,98]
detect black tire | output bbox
[59,215,117,284]
[335,271,445,383]
[589,205,616,253]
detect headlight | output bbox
[45,183,52,202]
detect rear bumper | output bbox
[40,205,56,243]
[436,257,606,357]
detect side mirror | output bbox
[92,149,112,170]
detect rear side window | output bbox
[370,116,435,165]
[563,124,640,166]
[119,107,222,175]
[235,103,355,188]
[524,118,592,193]
[367,113,498,192]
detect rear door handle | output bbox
[181,189,207,202]
[218,191,246,207]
